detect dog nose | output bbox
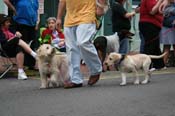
[104,62,108,66]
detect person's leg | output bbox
[140,22,164,69]
[2,38,28,80]
[18,39,37,58]
[173,45,175,67]
[17,24,36,69]
[64,26,84,84]
[76,24,102,85]
[119,38,129,54]
[163,45,170,66]
[16,52,28,80]
[139,31,145,53]
[151,34,165,69]
[16,52,24,69]
[173,45,175,56]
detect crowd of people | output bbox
[138,0,175,70]
[0,14,37,80]
[0,0,174,88]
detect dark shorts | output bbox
[1,37,23,57]
[14,22,37,67]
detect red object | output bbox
[140,0,163,28]
[41,28,65,44]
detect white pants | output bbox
[64,24,102,84]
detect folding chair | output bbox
[0,43,15,78]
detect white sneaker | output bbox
[163,66,167,70]
[18,72,28,80]
[149,68,156,72]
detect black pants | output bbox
[139,22,164,69]
[2,37,22,57]
[15,23,38,68]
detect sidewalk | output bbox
[1,60,175,79]
[1,53,175,79]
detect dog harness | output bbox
[114,54,126,69]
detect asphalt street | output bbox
[0,68,175,116]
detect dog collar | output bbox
[115,54,126,66]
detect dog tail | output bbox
[149,52,167,59]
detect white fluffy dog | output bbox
[105,52,166,86]
[37,44,69,89]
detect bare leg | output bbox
[18,39,33,55]
[16,52,28,79]
[163,45,170,65]
[173,45,175,56]
[16,52,24,69]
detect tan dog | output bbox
[105,52,166,86]
[37,44,69,89]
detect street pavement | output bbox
[0,67,175,116]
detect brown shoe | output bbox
[64,82,83,89]
[88,74,100,85]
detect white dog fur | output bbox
[37,44,69,89]
[105,52,166,86]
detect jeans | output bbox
[64,24,102,84]
[139,32,145,53]
[119,37,129,54]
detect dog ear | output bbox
[36,48,41,57]
[110,53,118,61]
[36,45,45,57]
[50,47,56,55]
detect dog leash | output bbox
[91,16,104,41]
[91,0,110,41]
[145,27,175,45]
[131,27,175,52]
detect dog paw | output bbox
[51,83,57,87]
[39,86,48,89]
[141,80,149,84]
[134,80,140,85]
[120,82,126,86]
